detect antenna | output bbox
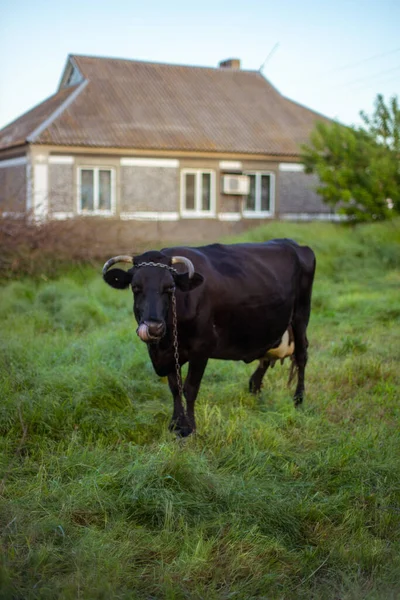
[259,43,280,73]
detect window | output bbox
[243,172,275,217]
[64,64,83,88]
[78,168,115,214]
[181,169,215,217]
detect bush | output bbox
[0,215,153,280]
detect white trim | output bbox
[180,213,217,219]
[26,160,32,211]
[279,163,305,172]
[48,155,74,165]
[218,212,242,221]
[120,211,179,221]
[242,212,274,219]
[77,167,116,216]
[219,160,242,170]
[120,158,179,168]
[27,80,88,142]
[280,213,346,221]
[33,163,48,219]
[1,212,25,218]
[0,156,27,168]
[180,169,216,218]
[51,212,75,220]
[242,171,275,218]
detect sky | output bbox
[0,0,399,130]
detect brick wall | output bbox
[120,166,178,212]
[278,171,330,214]
[0,164,27,212]
[49,163,75,213]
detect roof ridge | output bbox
[283,95,333,123]
[27,80,88,143]
[71,53,262,74]
[254,70,283,96]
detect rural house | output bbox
[0,54,335,240]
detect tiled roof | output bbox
[0,86,79,150]
[0,55,329,155]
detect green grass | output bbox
[1,220,399,599]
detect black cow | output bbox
[103,239,316,436]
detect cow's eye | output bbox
[132,285,142,294]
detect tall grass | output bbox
[1,221,399,599]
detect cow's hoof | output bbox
[249,379,262,395]
[169,420,193,438]
[293,394,304,407]
[177,427,194,438]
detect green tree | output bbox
[301,94,400,221]
[360,94,400,153]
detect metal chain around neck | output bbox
[135,261,178,274]
[171,288,183,402]
[134,262,183,402]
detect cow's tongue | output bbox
[137,323,150,342]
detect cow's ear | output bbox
[174,272,204,292]
[103,268,132,289]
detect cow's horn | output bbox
[102,255,133,276]
[171,256,195,279]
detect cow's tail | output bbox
[288,355,298,386]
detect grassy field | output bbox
[0,220,399,599]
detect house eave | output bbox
[0,143,30,159]
[29,143,302,162]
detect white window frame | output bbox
[242,171,275,218]
[77,167,116,215]
[180,169,216,218]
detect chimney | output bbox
[219,58,241,70]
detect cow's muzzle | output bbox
[136,321,166,343]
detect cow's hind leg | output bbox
[292,305,312,406]
[291,247,315,407]
[249,359,270,394]
[292,329,308,406]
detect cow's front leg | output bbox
[167,358,208,437]
[167,368,192,437]
[183,358,208,432]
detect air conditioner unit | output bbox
[222,175,250,195]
